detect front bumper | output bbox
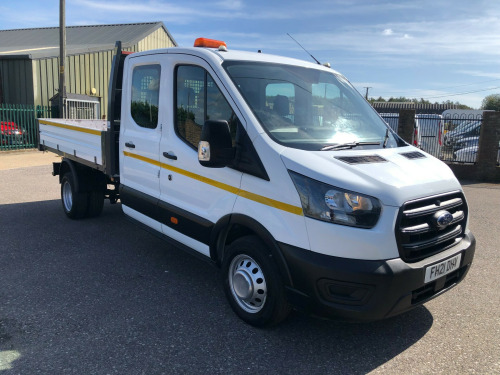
[279,231,475,321]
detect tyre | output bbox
[221,235,291,327]
[61,172,88,219]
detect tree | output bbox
[481,94,500,111]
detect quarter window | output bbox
[175,65,237,148]
[131,64,161,129]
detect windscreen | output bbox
[224,61,401,151]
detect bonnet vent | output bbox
[400,151,426,160]
[335,155,387,165]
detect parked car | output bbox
[453,141,500,164]
[453,146,477,163]
[452,136,478,152]
[444,121,481,146]
[0,121,24,146]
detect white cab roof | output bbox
[130,46,341,76]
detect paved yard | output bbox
[0,151,499,374]
[0,150,58,171]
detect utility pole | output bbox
[364,87,372,101]
[59,0,66,118]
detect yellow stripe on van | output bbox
[39,120,102,136]
[237,190,303,216]
[123,151,162,168]
[123,151,303,216]
[160,162,241,195]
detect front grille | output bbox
[396,191,468,262]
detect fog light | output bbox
[317,279,375,306]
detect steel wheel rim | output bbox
[228,254,267,313]
[62,180,73,211]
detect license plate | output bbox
[424,253,462,283]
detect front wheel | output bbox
[221,235,291,327]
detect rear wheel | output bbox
[61,172,88,219]
[222,235,291,327]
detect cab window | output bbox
[175,65,237,148]
[266,83,295,125]
[130,64,161,129]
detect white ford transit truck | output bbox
[39,39,475,327]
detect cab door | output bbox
[119,56,164,231]
[158,55,243,256]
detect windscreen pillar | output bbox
[398,109,415,145]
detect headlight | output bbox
[289,171,381,228]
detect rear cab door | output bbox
[119,55,164,231]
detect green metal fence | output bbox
[0,104,52,151]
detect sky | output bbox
[1,0,499,109]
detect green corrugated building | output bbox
[0,22,177,117]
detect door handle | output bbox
[163,152,178,160]
[125,142,135,149]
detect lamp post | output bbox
[59,0,66,118]
[364,87,371,101]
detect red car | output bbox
[0,121,24,146]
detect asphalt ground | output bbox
[0,151,499,374]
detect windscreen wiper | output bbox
[321,141,381,151]
[383,128,390,148]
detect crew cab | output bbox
[38,39,475,327]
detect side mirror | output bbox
[198,120,235,168]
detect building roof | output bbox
[0,21,177,59]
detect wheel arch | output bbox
[58,158,106,193]
[211,213,294,288]
[58,158,79,188]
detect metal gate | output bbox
[65,98,100,119]
[380,113,484,164]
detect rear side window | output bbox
[175,65,237,148]
[131,64,161,129]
